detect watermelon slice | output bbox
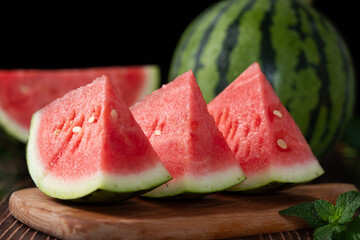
[27,75,171,202]
[0,65,159,143]
[130,70,246,198]
[207,63,325,192]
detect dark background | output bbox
[0,1,358,112]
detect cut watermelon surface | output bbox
[130,70,246,198]
[27,75,171,201]
[0,65,159,143]
[207,63,324,192]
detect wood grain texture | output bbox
[8,183,357,240]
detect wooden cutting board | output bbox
[9,183,357,240]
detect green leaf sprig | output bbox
[279,191,360,240]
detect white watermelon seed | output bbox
[277,139,288,149]
[88,116,95,123]
[154,130,161,136]
[54,129,61,135]
[273,110,283,118]
[111,109,118,119]
[72,126,82,133]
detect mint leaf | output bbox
[313,224,347,240]
[335,191,360,224]
[279,202,326,228]
[345,216,360,239]
[336,191,360,209]
[313,224,336,240]
[335,216,360,240]
[279,190,360,240]
[314,199,336,222]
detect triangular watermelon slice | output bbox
[130,70,246,198]
[27,75,171,202]
[0,65,159,143]
[208,63,324,192]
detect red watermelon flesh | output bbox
[27,75,171,201]
[130,70,246,198]
[207,63,324,192]
[0,65,158,142]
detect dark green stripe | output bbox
[192,0,236,77]
[284,0,308,111]
[295,3,332,142]
[215,0,256,95]
[169,5,212,81]
[327,25,353,148]
[259,0,276,85]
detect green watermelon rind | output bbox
[27,110,172,201]
[0,65,161,144]
[143,167,247,198]
[226,158,324,192]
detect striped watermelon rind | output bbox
[169,0,355,158]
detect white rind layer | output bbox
[143,165,247,198]
[227,158,325,191]
[27,110,172,200]
[0,105,28,143]
[100,163,171,193]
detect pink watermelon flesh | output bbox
[27,75,171,201]
[130,70,246,198]
[0,66,157,142]
[207,62,324,192]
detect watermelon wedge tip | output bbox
[27,75,171,202]
[131,70,246,198]
[208,62,325,192]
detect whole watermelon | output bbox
[169,0,355,158]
